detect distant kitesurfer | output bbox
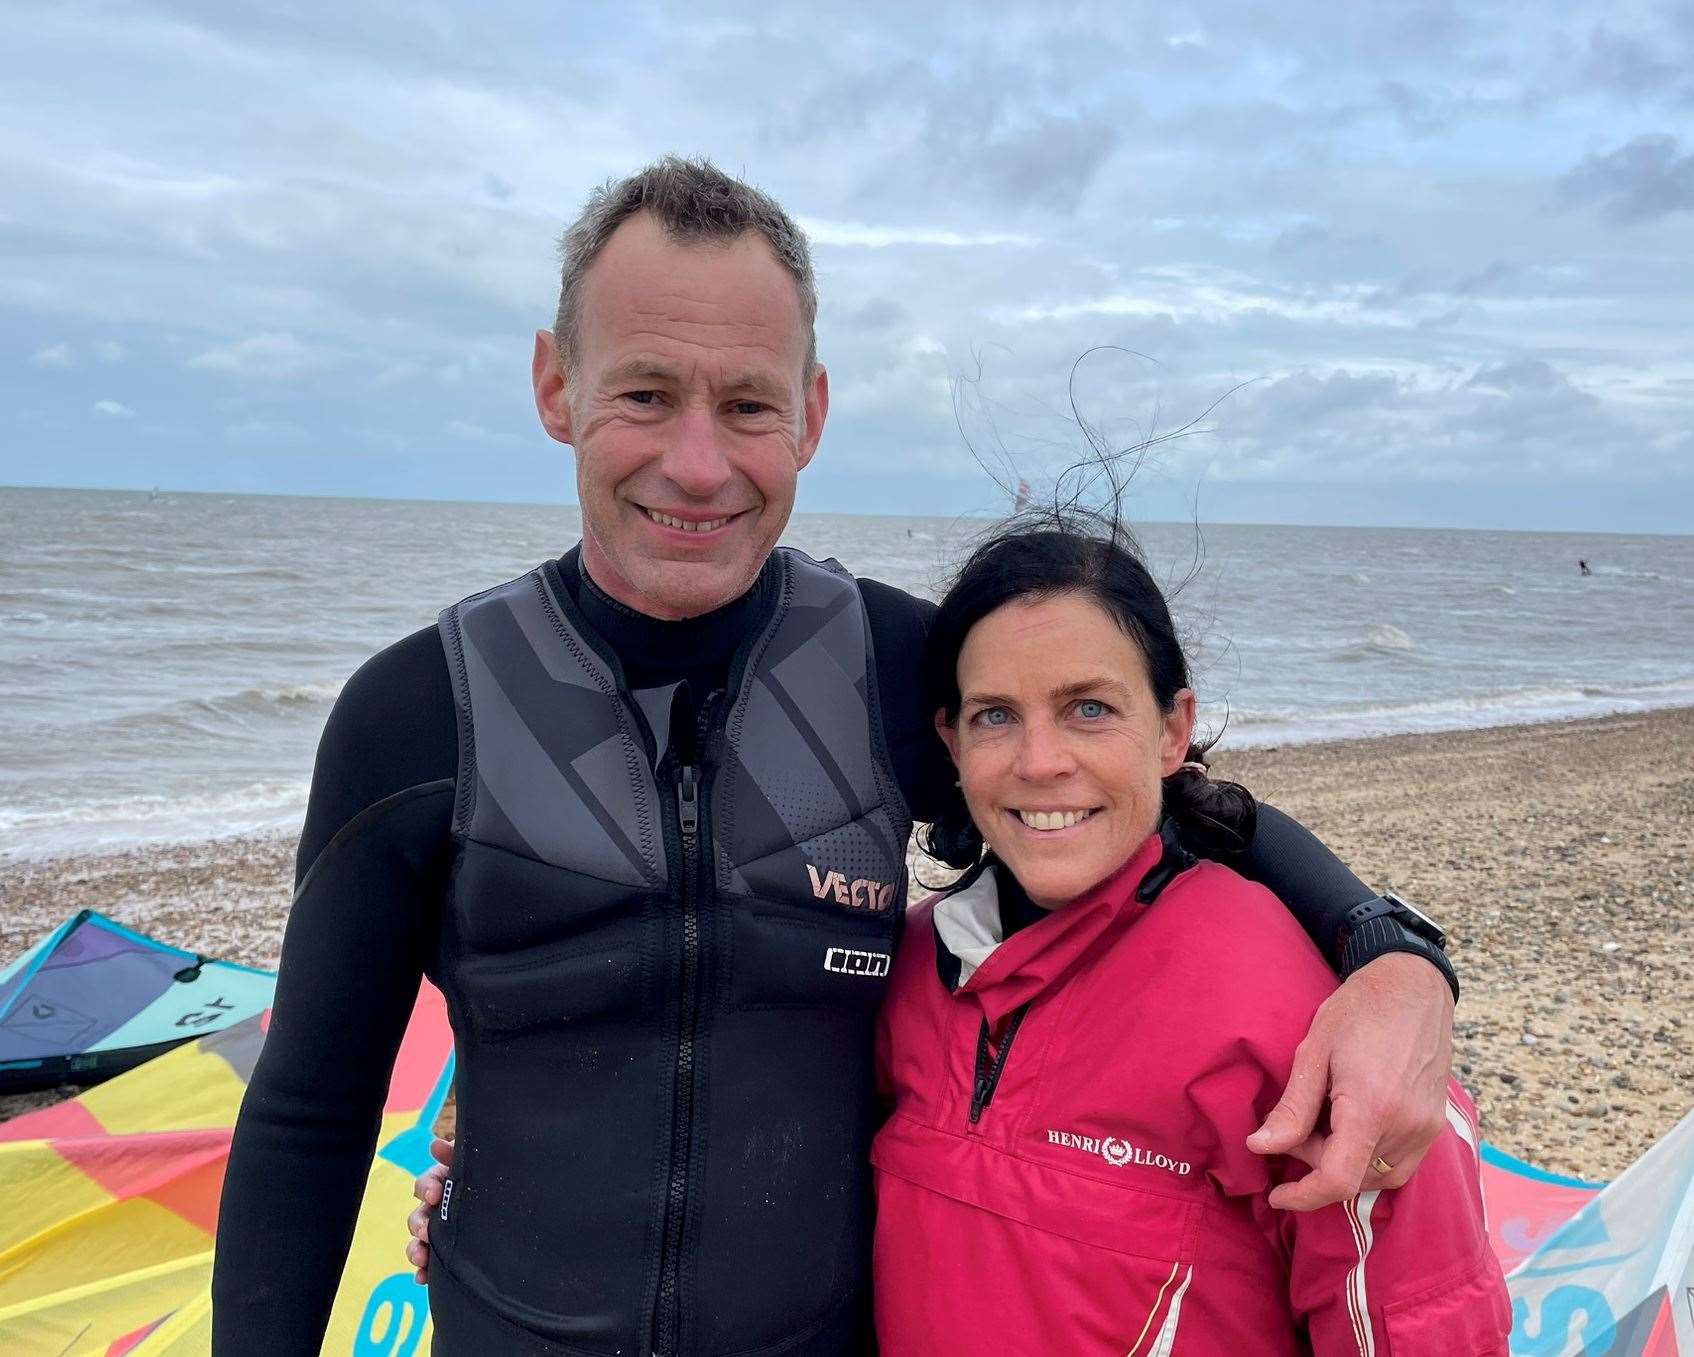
[1579,558,1592,576]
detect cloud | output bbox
[187,331,315,378]
[1466,359,1565,392]
[800,220,1039,249]
[1559,134,1694,221]
[92,398,135,418]
[3,0,1692,528]
[29,342,75,368]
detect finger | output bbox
[431,1135,454,1167]
[1248,1036,1329,1155]
[1362,1137,1433,1191]
[408,1204,432,1242]
[1268,1097,1378,1211]
[1278,1130,1328,1174]
[414,1164,446,1206]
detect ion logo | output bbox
[823,947,891,978]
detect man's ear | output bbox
[1160,689,1198,775]
[933,707,960,765]
[795,362,829,470]
[533,329,574,445]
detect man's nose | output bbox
[1013,718,1075,781]
[659,404,733,500]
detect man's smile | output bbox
[640,505,743,535]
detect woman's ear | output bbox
[1160,689,1198,775]
[933,708,960,765]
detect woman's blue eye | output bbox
[1076,700,1108,719]
[980,707,1011,726]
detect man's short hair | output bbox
[554,156,818,374]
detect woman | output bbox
[870,517,1510,1354]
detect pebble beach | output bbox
[3,706,1690,1181]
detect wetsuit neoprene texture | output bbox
[211,547,1450,1355]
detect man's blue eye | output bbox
[626,391,657,405]
[733,401,767,415]
[1076,700,1108,719]
[981,708,1010,726]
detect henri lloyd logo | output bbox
[1047,1129,1192,1177]
[823,946,891,978]
[807,864,895,912]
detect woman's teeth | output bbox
[1016,809,1096,832]
[647,509,731,533]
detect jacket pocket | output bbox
[1382,1253,1513,1355]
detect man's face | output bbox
[533,212,828,620]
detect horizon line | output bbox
[2,480,1689,541]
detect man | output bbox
[213,158,1459,1356]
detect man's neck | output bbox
[560,545,776,693]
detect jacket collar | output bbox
[931,821,1195,1024]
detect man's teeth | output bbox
[647,509,731,533]
[1016,809,1095,832]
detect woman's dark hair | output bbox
[917,510,1256,873]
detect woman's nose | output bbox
[1013,718,1075,781]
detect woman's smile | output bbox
[1007,806,1102,833]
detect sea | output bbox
[3,485,1691,858]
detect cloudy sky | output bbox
[4,1,1692,531]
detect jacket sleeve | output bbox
[1225,803,1460,997]
[210,639,456,1355]
[1273,1087,1512,1355]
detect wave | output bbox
[22,677,346,748]
[1228,676,1694,749]
[0,779,311,858]
[1332,623,1420,664]
[1589,566,1694,585]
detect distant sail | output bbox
[1013,479,1031,513]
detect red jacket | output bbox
[872,831,1510,1355]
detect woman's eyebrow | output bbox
[1050,676,1132,701]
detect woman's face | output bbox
[936,591,1196,910]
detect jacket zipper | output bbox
[969,1003,1031,1124]
[652,691,719,1357]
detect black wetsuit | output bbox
[211,547,1450,1355]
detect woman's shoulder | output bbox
[1139,859,1339,1014]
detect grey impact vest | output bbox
[429,547,911,1356]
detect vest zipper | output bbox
[968,1004,1030,1124]
[653,761,700,1357]
[654,682,722,1357]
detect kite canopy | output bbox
[1494,1106,1694,1357]
[0,911,275,1093]
[0,981,453,1355]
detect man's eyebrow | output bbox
[722,371,789,401]
[603,358,680,385]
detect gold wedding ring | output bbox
[1370,1155,1395,1175]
